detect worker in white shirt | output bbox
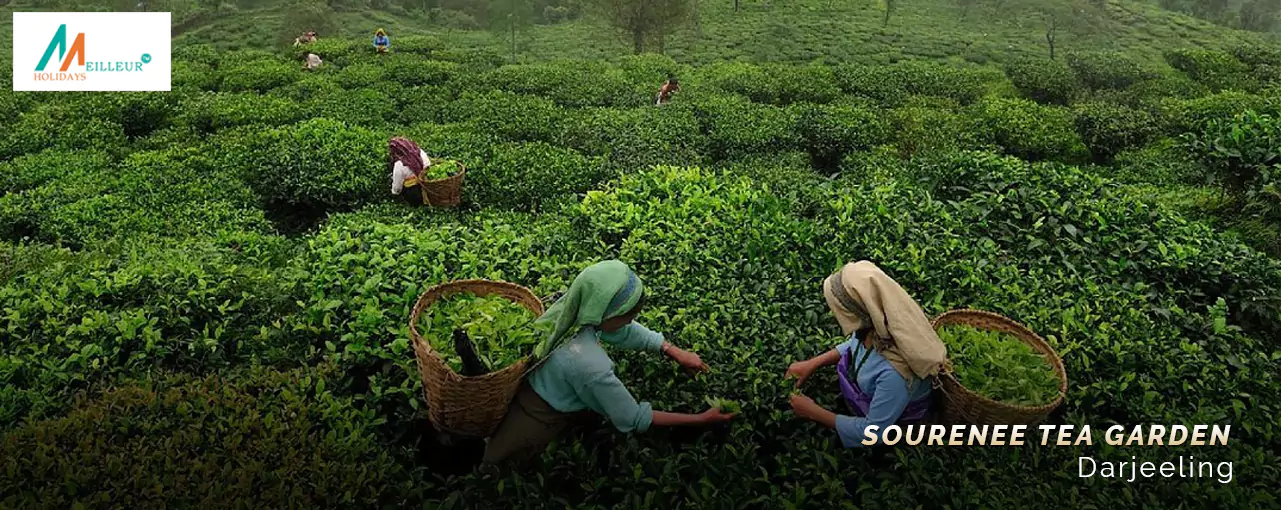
[389,137,433,204]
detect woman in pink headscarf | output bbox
[389,137,433,205]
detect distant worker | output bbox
[389,137,433,204]
[294,31,318,46]
[373,29,391,54]
[785,260,946,448]
[303,52,323,71]
[656,77,679,105]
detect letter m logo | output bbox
[35,24,85,72]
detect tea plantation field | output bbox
[1,36,1280,508]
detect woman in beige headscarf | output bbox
[785,260,947,447]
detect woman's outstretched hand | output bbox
[789,393,821,420]
[785,360,816,388]
[700,407,737,424]
[666,344,710,374]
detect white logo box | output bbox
[12,12,171,92]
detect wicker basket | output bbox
[932,309,1068,426]
[408,279,544,437]
[419,160,466,208]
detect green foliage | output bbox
[1111,139,1202,186]
[469,141,608,211]
[444,90,564,143]
[1187,109,1281,195]
[792,102,891,169]
[178,92,308,133]
[834,60,992,106]
[1065,50,1159,91]
[559,104,706,170]
[226,118,384,212]
[889,99,983,158]
[1159,90,1276,134]
[693,96,797,160]
[418,292,549,372]
[1072,101,1161,161]
[218,55,299,93]
[969,97,1087,162]
[1004,56,1082,105]
[769,63,842,105]
[705,396,741,413]
[1165,48,1259,92]
[0,149,113,197]
[5,36,1281,508]
[423,160,464,180]
[937,325,1060,407]
[697,61,778,103]
[479,61,632,107]
[0,367,413,508]
[0,104,126,161]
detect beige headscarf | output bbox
[822,260,947,381]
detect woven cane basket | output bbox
[419,160,466,208]
[409,279,544,437]
[932,309,1068,426]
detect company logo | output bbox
[35,24,86,73]
[13,13,170,92]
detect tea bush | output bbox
[1072,101,1161,161]
[560,105,707,171]
[693,96,798,160]
[479,61,632,107]
[969,97,1086,162]
[226,118,384,213]
[443,90,565,143]
[834,60,992,106]
[769,63,842,105]
[696,61,779,104]
[218,56,299,93]
[467,141,608,211]
[1004,56,1081,105]
[0,105,126,161]
[792,102,891,169]
[177,92,307,133]
[1165,48,1259,93]
[0,367,414,508]
[1066,51,1159,91]
[0,149,113,197]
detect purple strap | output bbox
[837,345,932,423]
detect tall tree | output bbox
[594,0,692,54]
[1239,0,1281,32]
[489,0,534,62]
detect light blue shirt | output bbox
[528,323,665,433]
[833,333,933,448]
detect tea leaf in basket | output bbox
[938,324,1059,407]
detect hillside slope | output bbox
[3,0,1278,66]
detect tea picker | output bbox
[481,260,733,466]
[388,137,433,205]
[373,29,391,54]
[656,77,680,105]
[785,260,948,447]
[302,53,322,71]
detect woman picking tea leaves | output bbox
[785,261,947,447]
[483,260,735,465]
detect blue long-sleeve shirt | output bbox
[373,35,390,48]
[528,323,665,434]
[833,333,932,448]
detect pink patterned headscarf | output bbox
[388,137,425,176]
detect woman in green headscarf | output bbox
[482,260,735,465]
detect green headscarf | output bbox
[532,260,644,359]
